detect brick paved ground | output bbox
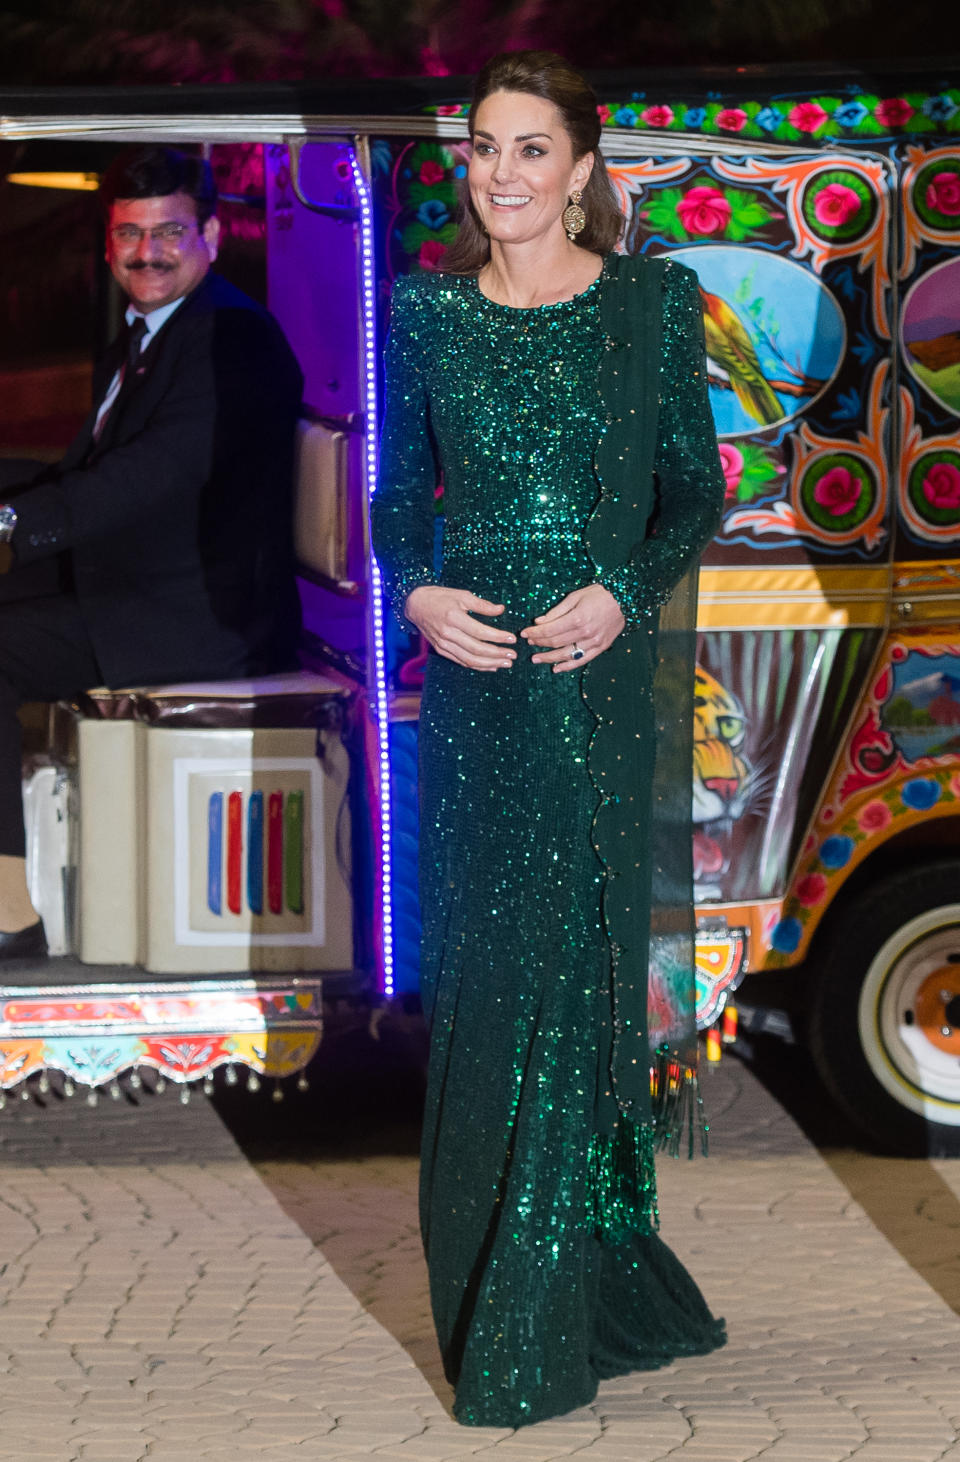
[1,1047,960,1460]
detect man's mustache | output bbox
[125,261,175,273]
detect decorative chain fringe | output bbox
[650,1042,709,1161]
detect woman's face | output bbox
[468,89,592,249]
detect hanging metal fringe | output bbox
[650,1042,709,1161]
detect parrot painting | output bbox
[699,287,784,428]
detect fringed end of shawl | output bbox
[586,1048,709,1244]
[650,1042,709,1161]
[587,1117,660,1243]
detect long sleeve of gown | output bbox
[598,264,725,631]
[370,278,441,634]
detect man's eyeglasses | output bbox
[110,222,196,246]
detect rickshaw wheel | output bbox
[809,859,960,1157]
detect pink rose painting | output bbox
[814,465,863,517]
[925,171,960,216]
[419,160,446,185]
[419,240,447,269]
[795,873,828,907]
[719,443,744,497]
[641,105,674,128]
[715,108,748,132]
[858,800,892,833]
[789,102,829,134]
[923,462,960,510]
[597,104,612,124]
[814,183,862,227]
[676,185,732,236]
[875,97,915,128]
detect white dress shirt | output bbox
[93,296,187,436]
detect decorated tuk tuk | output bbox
[1,62,959,1148]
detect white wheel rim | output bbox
[858,904,960,1124]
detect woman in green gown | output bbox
[371,50,727,1428]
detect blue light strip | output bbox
[349,143,395,998]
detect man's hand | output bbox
[520,584,625,672]
[404,586,517,671]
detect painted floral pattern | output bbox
[642,180,781,243]
[766,643,960,969]
[914,159,960,228]
[813,183,861,226]
[715,108,749,133]
[901,776,942,810]
[926,171,960,214]
[416,86,960,145]
[795,873,828,907]
[718,443,743,496]
[857,800,892,832]
[802,168,877,242]
[875,97,915,128]
[819,835,854,868]
[908,452,960,527]
[789,102,830,135]
[800,454,876,533]
[814,465,863,517]
[769,764,960,963]
[378,139,462,276]
[717,440,785,502]
[675,185,732,235]
[924,461,960,509]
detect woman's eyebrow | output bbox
[472,130,553,142]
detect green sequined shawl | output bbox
[582,254,724,1231]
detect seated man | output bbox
[0,145,304,960]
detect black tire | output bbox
[808,858,960,1156]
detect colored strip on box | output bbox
[247,791,264,914]
[284,790,304,914]
[227,791,243,916]
[207,792,223,915]
[267,791,284,914]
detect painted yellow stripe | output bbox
[698,565,891,629]
[894,558,960,593]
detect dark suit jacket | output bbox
[8,272,304,688]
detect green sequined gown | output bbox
[372,259,726,1428]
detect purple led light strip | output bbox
[349,144,395,998]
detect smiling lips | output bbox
[490,194,533,207]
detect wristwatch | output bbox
[0,504,16,543]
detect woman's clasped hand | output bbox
[404,581,625,672]
[522,582,625,671]
[403,586,517,670]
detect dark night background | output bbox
[1,0,958,455]
[0,0,958,82]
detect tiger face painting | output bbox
[693,667,752,823]
[692,667,753,893]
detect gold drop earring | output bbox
[563,189,586,241]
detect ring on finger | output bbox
[569,642,586,662]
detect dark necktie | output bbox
[117,314,149,397]
[93,316,148,445]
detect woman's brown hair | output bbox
[442,50,624,275]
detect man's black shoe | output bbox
[0,920,47,962]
